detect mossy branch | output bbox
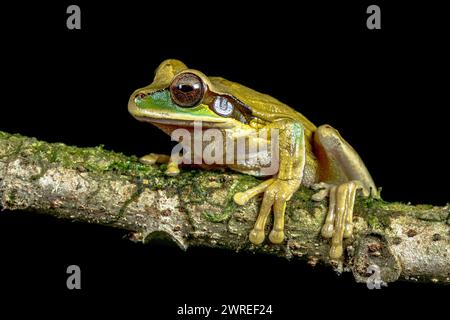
[0,131,449,285]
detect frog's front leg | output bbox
[312,125,378,259]
[233,120,306,245]
[139,153,180,176]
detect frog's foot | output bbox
[311,182,333,201]
[139,153,180,176]
[312,180,362,259]
[234,178,300,245]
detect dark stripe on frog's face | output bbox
[203,90,255,125]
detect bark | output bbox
[0,131,449,285]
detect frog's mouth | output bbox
[134,115,234,129]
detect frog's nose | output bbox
[128,92,143,114]
[135,92,146,101]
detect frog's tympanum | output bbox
[128,59,379,259]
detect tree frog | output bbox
[128,59,378,259]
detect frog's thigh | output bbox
[313,125,376,196]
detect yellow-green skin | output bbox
[128,59,378,259]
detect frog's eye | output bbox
[212,96,234,116]
[170,72,205,107]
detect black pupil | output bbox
[178,84,193,92]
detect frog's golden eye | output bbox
[170,73,205,107]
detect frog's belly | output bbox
[226,149,277,177]
[228,150,319,187]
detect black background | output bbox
[0,1,449,318]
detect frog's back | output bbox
[209,77,317,135]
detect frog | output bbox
[128,59,379,259]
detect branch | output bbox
[0,131,449,285]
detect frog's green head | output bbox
[128,59,255,130]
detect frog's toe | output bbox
[329,244,344,260]
[139,153,159,165]
[233,192,249,206]
[249,228,266,244]
[140,153,172,165]
[321,222,334,239]
[269,229,285,244]
[344,221,353,238]
[165,161,180,176]
[311,182,332,201]
[312,182,331,191]
[312,189,329,201]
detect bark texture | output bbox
[0,131,449,285]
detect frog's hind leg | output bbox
[312,125,378,259]
[139,153,180,176]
